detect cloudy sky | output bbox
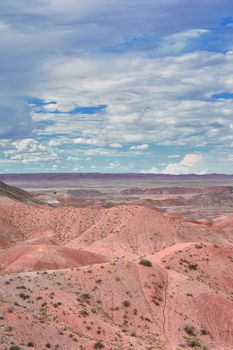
[0,0,233,174]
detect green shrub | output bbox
[9,345,21,350]
[184,324,195,335]
[186,337,201,347]
[122,300,130,307]
[19,292,29,300]
[188,262,198,270]
[200,328,208,335]
[139,258,152,267]
[94,341,104,349]
[80,293,90,300]
[79,310,89,317]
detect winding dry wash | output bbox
[0,174,232,350]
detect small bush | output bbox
[79,310,89,317]
[94,341,104,349]
[184,324,195,336]
[122,300,130,307]
[19,292,29,300]
[80,293,90,300]
[9,346,21,350]
[186,337,201,347]
[188,262,198,270]
[200,328,208,336]
[139,259,152,267]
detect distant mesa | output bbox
[120,187,202,195]
[68,189,104,197]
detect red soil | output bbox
[0,245,108,273]
[0,185,233,350]
[0,219,23,249]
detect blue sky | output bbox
[0,0,233,174]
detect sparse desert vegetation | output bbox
[139,258,152,267]
[0,177,232,349]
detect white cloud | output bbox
[141,153,209,174]
[140,166,159,174]
[13,139,45,152]
[110,143,122,148]
[159,29,209,54]
[85,149,109,156]
[9,152,58,164]
[0,101,33,139]
[73,137,103,146]
[130,144,149,150]
[168,154,180,158]
[0,140,9,147]
[67,156,81,161]
[34,49,233,152]
[161,153,208,174]
[107,161,120,169]
[47,138,70,147]
[182,154,202,165]
[1,0,233,173]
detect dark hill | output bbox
[0,181,40,204]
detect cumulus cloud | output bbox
[36,50,233,151]
[13,139,45,152]
[140,166,160,174]
[142,154,209,174]
[1,0,233,172]
[161,154,208,174]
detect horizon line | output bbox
[0,172,233,176]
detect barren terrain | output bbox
[0,174,232,350]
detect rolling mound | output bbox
[150,242,233,295]
[67,205,228,258]
[0,182,233,349]
[1,257,233,349]
[0,200,230,256]
[0,245,108,273]
[212,212,233,229]
[0,199,102,244]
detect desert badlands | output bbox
[0,175,233,350]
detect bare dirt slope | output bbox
[1,253,233,350]
[0,199,230,256]
[0,245,108,273]
[0,182,233,350]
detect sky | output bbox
[0,0,233,174]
